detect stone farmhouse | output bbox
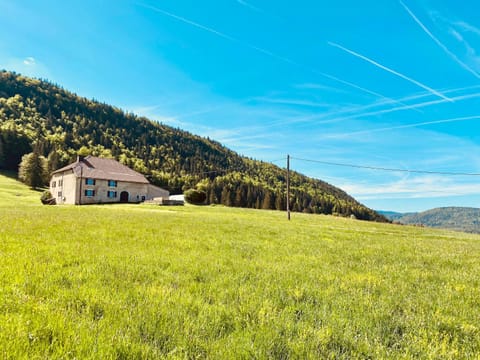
[50,155,169,205]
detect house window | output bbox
[108,180,117,187]
[58,179,63,187]
[85,178,96,185]
[57,191,62,198]
[84,189,95,197]
[107,191,117,198]
[52,181,56,188]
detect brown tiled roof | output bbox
[52,156,149,184]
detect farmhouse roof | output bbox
[52,155,149,184]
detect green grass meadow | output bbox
[1,173,480,359]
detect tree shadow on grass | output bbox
[0,170,47,192]
[0,170,18,180]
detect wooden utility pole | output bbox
[286,154,290,220]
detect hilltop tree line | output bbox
[0,70,387,221]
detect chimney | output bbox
[77,155,85,163]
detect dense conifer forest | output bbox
[0,70,387,221]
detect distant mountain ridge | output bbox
[377,210,406,221]
[0,70,387,221]
[379,207,480,233]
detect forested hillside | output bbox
[0,70,386,221]
[398,207,480,233]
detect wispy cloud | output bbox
[449,28,464,42]
[243,85,480,137]
[399,1,480,79]
[314,71,420,111]
[23,56,36,66]
[254,97,331,108]
[354,84,480,109]
[455,21,480,37]
[0,56,51,79]
[446,23,480,71]
[220,132,277,147]
[321,91,480,128]
[343,175,480,201]
[202,84,480,135]
[328,41,452,101]
[131,105,184,127]
[294,82,349,94]
[330,114,480,139]
[191,126,281,153]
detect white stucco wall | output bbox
[78,179,149,204]
[50,171,77,205]
[50,172,169,205]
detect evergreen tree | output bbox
[0,129,32,170]
[18,151,49,189]
[47,150,60,173]
[275,192,285,210]
[262,190,274,210]
[235,184,247,207]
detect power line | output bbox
[196,158,286,176]
[291,156,480,176]
[269,158,287,164]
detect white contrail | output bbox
[139,5,301,68]
[316,85,480,121]
[139,4,301,66]
[325,92,480,124]
[399,1,480,79]
[140,4,237,42]
[138,3,418,107]
[315,71,421,112]
[243,85,480,130]
[381,84,480,105]
[256,86,480,129]
[332,114,480,138]
[328,41,453,101]
[237,0,263,13]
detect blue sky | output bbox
[2,0,480,212]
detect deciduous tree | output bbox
[18,151,49,189]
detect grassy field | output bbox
[1,173,480,359]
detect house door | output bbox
[120,191,129,203]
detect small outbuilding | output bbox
[50,155,169,205]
